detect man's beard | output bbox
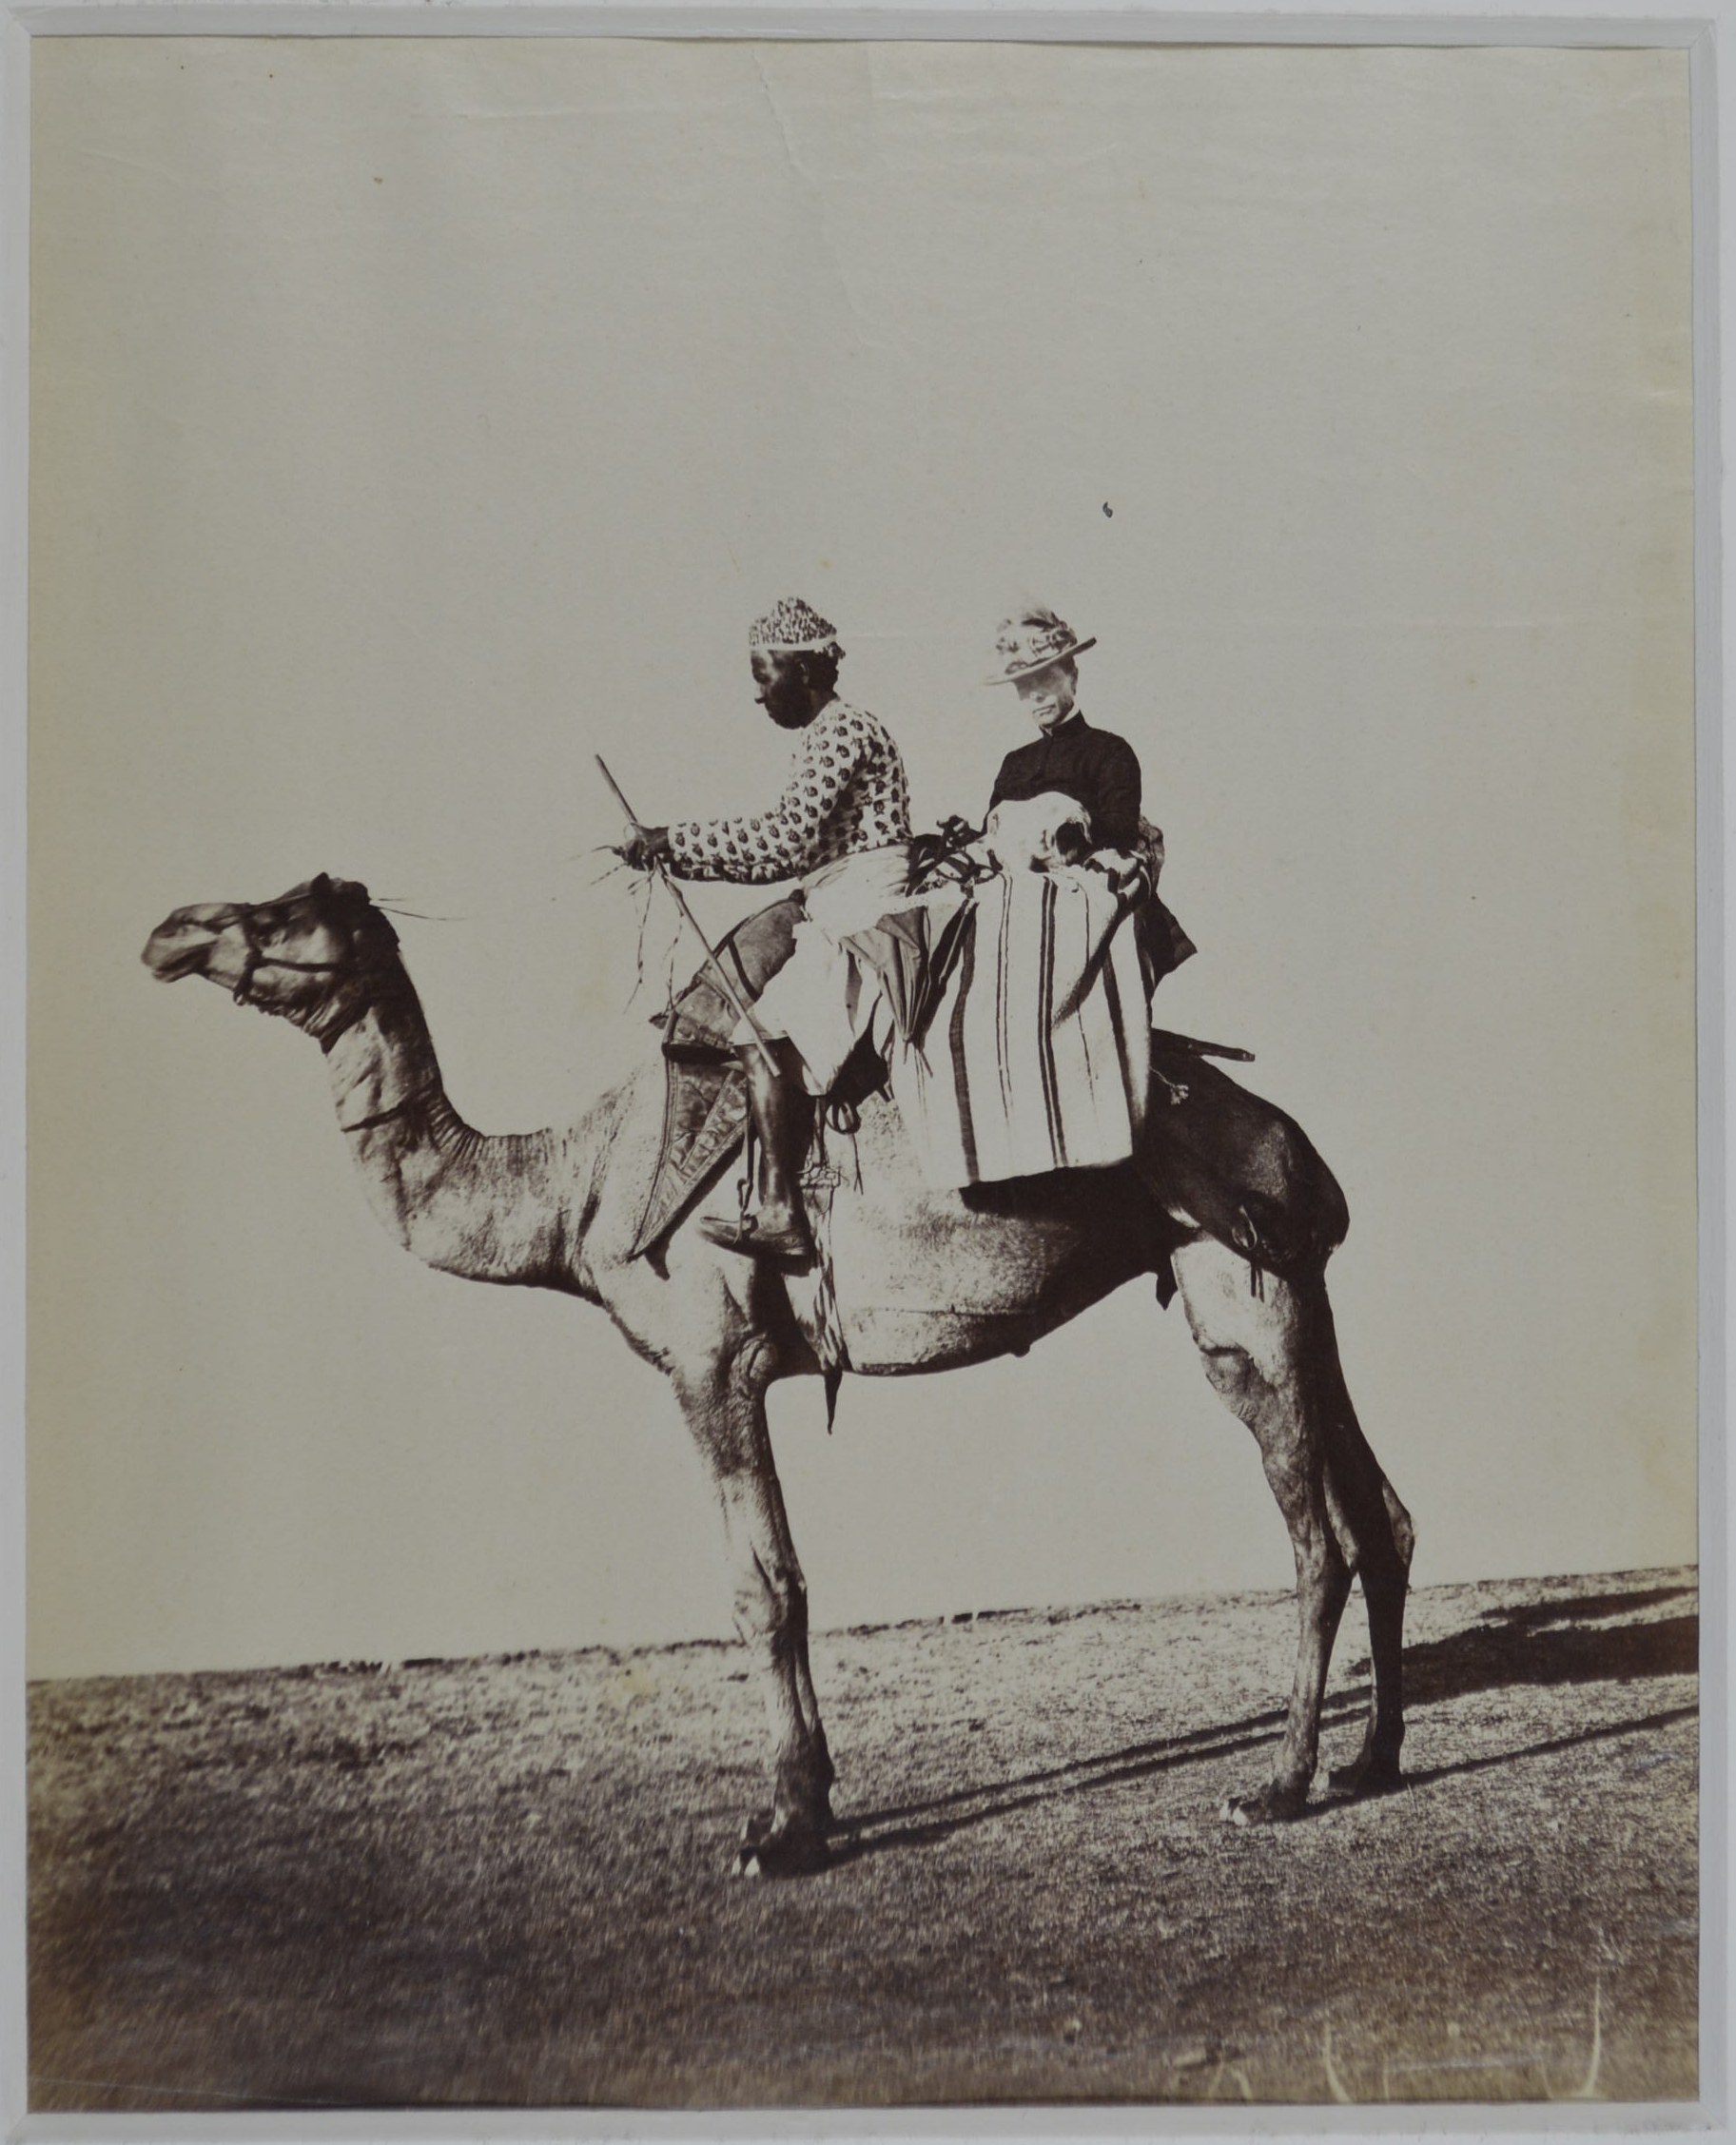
[764,682,813,729]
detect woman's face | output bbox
[1013,658,1079,734]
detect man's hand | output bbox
[619,825,672,870]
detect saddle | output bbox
[629,896,1347,1292]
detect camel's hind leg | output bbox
[1305,1278,1414,1797]
[1170,1236,1408,1822]
[675,1330,833,1876]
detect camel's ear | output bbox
[316,873,372,913]
[311,872,333,900]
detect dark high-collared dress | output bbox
[988,711,1195,982]
[986,712,1143,853]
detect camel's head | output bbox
[143,874,402,1035]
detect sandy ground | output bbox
[29,1567,1697,2111]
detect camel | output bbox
[143,872,1414,1876]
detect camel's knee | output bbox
[1324,1467,1361,1573]
[1291,1514,1348,1601]
[1323,1458,1411,1589]
[1335,1481,1412,1595]
[730,1541,809,1654]
[1382,1483,1416,1574]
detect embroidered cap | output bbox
[985,606,1097,685]
[749,597,842,655]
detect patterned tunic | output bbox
[668,698,910,886]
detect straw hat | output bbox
[985,606,1096,686]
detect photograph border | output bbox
[0,3,1726,2138]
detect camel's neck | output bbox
[322,981,580,1293]
[323,990,442,1131]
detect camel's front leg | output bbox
[677,1333,833,1877]
[1171,1238,1351,1823]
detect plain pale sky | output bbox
[28,38,1696,1677]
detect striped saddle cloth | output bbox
[845,868,1194,1191]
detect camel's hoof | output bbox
[740,1795,831,1843]
[1219,1780,1308,1826]
[731,1818,831,1880]
[1323,1755,1407,1803]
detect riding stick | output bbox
[594,755,780,1074]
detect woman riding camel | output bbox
[623,597,911,1261]
[978,604,1196,989]
[983,606,1143,859]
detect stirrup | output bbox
[697,1209,812,1263]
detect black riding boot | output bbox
[700,1039,814,1261]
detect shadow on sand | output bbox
[829,1581,1697,1864]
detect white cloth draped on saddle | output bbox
[845,862,1157,1190]
[734,846,912,1094]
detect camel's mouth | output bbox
[142,906,233,983]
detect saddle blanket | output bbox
[629,868,1195,1255]
[854,868,1157,1190]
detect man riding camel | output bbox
[623,597,911,1261]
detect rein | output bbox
[339,1083,442,1137]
